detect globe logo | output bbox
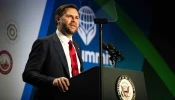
[78,6,96,45]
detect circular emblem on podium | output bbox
[115,75,136,100]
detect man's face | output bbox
[59,8,79,35]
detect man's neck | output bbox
[57,28,72,40]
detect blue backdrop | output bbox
[21,0,154,99]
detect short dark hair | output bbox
[55,4,79,25]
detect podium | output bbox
[65,66,147,100]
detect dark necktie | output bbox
[68,40,79,76]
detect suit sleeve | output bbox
[22,39,55,89]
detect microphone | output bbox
[107,43,125,62]
[102,42,115,57]
[102,42,116,64]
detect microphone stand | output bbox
[94,18,108,100]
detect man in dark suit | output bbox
[22,4,84,100]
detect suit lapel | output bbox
[52,33,70,77]
[73,42,80,56]
[73,41,84,72]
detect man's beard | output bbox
[62,23,77,35]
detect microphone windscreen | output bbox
[107,43,115,50]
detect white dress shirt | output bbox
[56,29,80,77]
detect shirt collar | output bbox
[56,29,72,44]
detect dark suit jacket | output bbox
[22,33,84,100]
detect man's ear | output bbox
[55,15,60,23]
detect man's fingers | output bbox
[61,78,69,91]
[57,77,70,92]
[57,78,65,92]
[64,78,70,86]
